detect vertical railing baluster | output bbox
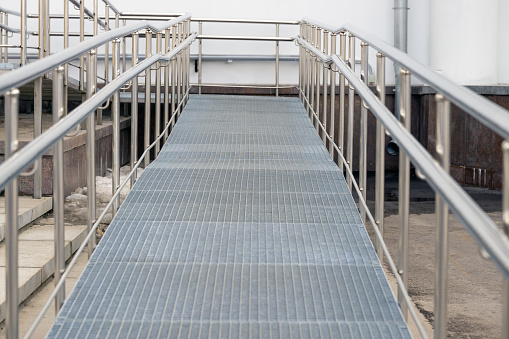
[359,41,369,223]
[79,0,85,92]
[306,24,311,116]
[53,66,65,313]
[375,52,386,262]
[20,0,27,65]
[503,140,509,339]
[276,23,280,97]
[398,69,411,320]
[164,28,170,141]
[329,33,337,159]
[99,3,109,126]
[144,29,152,168]
[434,93,451,339]
[338,31,346,171]
[198,21,203,95]
[86,51,97,257]
[176,22,182,118]
[5,88,20,339]
[186,20,191,104]
[299,24,303,102]
[322,30,328,146]
[171,24,176,128]
[112,39,121,216]
[155,32,162,156]
[346,33,355,191]
[310,26,316,125]
[131,32,139,188]
[63,0,69,116]
[2,12,8,62]
[315,27,321,134]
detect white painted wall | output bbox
[2,0,506,85]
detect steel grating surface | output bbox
[47,95,411,338]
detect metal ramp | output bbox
[47,95,410,338]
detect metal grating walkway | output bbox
[47,95,411,338]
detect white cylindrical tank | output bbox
[430,0,499,85]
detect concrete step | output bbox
[0,197,53,242]
[0,224,87,323]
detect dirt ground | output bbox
[364,171,504,338]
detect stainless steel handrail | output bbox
[301,18,509,140]
[0,6,20,16]
[0,13,191,96]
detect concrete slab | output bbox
[0,224,87,323]
[0,197,53,242]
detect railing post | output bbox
[304,24,310,111]
[185,20,190,105]
[330,33,337,159]
[5,88,20,339]
[322,30,328,146]
[315,27,321,134]
[198,21,203,94]
[52,66,66,313]
[100,3,110,126]
[44,0,49,58]
[131,32,139,188]
[171,24,176,128]
[275,23,280,97]
[112,39,121,216]
[164,28,170,141]
[176,22,182,118]
[63,0,69,116]
[338,31,346,171]
[503,140,509,339]
[144,29,152,168]
[79,0,85,92]
[2,13,8,62]
[86,51,97,257]
[359,41,369,223]
[20,0,27,65]
[434,93,450,339]
[346,33,355,191]
[310,26,316,125]
[306,24,311,116]
[155,32,162,156]
[299,23,303,102]
[398,69,411,320]
[375,52,386,262]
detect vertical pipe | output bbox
[322,30,328,146]
[502,140,509,339]
[171,25,176,128]
[33,76,42,200]
[112,39,121,215]
[393,0,408,121]
[375,52,386,262]
[339,32,346,171]
[131,33,139,188]
[198,22,203,94]
[79,0,85,92]
[398,69,411,320]
[359,41,369,223]
[275,23,280,97]
[164,29,170,141]
[5,88,20,339]
[155,32,162,156]
[434,94,450,339]
[20,0,27,65]
[346,34,355,191]
[86,51,96,256]
[144,30,152,168]
[52,66,65,313]
[315,27,321,133]
[330,33,337,159]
